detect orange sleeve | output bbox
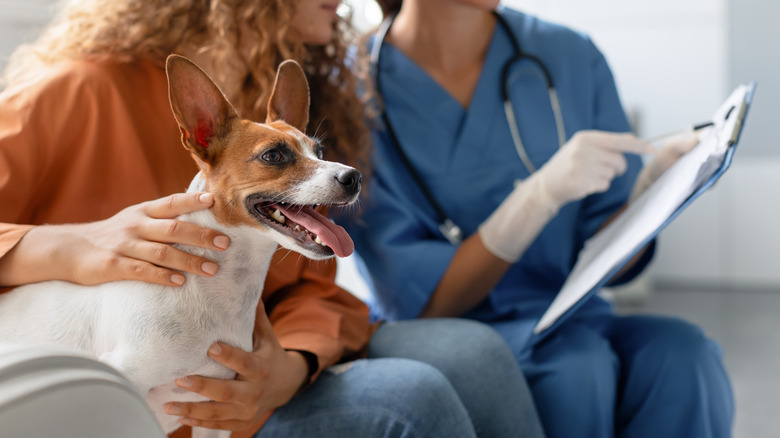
[0,60,193,289]
[0,71,69,286]
[0,79,49,261]
[0,63,101,291]
[262,250,375,381]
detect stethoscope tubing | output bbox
[370,9,566,245]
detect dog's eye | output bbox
[261,149,283,163]
[316,145,324,160]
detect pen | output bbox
[643,121,715,144]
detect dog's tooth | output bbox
[294,225,301,232]
[314,235,324,245]
[271,209,285,223]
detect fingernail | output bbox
[201,262,218,275]
[199,193,214,204]
[165,404,182,415]
[213,235,230,250]
[176,377,192,388]
[209,344,222,356]
[170,273,185,285]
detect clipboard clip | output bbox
[644,121,714,144]
[727,100,749,146]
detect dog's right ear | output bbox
[166,54,238,165]
[266,60,310,132]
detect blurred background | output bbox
[2,0,778,436]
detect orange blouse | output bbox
[0,59,373,437]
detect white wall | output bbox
[503,0,780,291]
[0,0,57,76]
[504,0,729,138]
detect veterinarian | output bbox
[0,0,546,437]
[340,0,735,437]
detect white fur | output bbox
[0,170,350,437]
[287,161,358,208]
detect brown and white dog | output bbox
[0,55,361,437]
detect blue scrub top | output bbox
[342,8,652,329]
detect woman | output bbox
[344,0,735,437]
[0,0,545,437]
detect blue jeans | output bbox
[256,318,546,438]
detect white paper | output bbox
[534,85,751,334]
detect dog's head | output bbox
[165,54,361,259]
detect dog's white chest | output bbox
[0,212,275,435]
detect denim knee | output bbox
[369,318,515,370]
[258,358,476,438]
[369,319,546,438]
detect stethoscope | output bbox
[369,10,566,245]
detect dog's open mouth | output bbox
[248,197,354,257]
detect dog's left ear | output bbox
[166,54,239,164]
[266,60,310,132]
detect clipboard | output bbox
[533,82,757,337]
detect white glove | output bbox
[479,131,652,263]
[630,132,699,201]
[536,130,653,206]
[477,175,559,263]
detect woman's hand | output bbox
[164,304,311,431]
[536,131,654,207]
[0,192,230,287]
[630,132,699,201]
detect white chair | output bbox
[0,343,164,438]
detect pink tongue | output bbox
[275,205,354,257]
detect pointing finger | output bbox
[589,131,654,155]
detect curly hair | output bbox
[3,0,371,174]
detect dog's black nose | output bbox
[336,168,362,196]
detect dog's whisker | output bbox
[275,248,294,265]
[313,118,327,141]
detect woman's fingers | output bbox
[140,217,229,252]
[121,192,230,282]
[110,256,186,287]
[140,193,230,252]
[122,240,220,278]
[587,131,654,155]
[174,375,254,405]
[143,192,214,219]
[164,397,253,429]
[207,342,261,377]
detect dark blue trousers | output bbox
[492,313,734,438]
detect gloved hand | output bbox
[535,130,654,206]
[630,132,699,201]
[478,131,652,263]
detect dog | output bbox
[0,54,361,436]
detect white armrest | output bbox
[0,343,164,438]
